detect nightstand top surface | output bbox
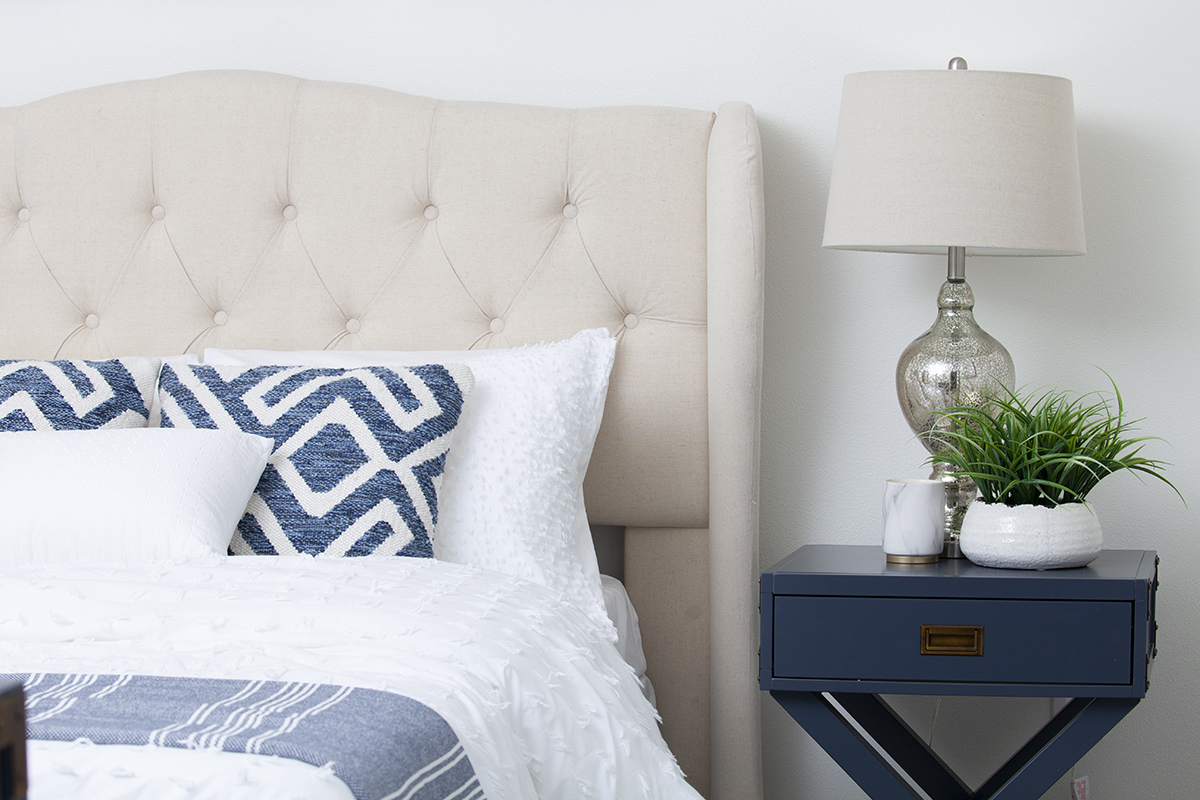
[764,545,1156,600]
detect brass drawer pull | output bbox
[921,624,984,656]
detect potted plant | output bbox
[926,374,1182,569]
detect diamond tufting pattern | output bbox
[0,70,713,527]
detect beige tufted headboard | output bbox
[0,71,764,800]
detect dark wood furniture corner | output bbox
[0,681,26,800]
[761,545,1158,800]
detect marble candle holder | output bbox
[882,479,945,564]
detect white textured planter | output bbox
[960,502,1103,570]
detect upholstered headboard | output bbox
[0,71,764,799]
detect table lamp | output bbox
[823,58,1086,556]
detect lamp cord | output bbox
[927,696,943,747]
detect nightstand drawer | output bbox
[773,596,1133,686]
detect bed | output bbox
[0,71,765,800]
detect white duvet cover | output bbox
[0,556,700,800]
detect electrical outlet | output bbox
[1072,776,1090,800]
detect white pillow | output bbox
[204,328,617,637]
[148,354,201,426]
[0,428,273,567]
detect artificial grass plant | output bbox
[926,374,1182,508]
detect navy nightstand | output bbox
[761,545,1158,800]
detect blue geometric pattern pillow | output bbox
[0,358,160,431]
[157,363,473,559]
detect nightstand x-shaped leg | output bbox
[771,691,1139,799]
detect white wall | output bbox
[3,1,1197,797]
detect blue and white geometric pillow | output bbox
[157,363,473,559]
[0,358,160,431]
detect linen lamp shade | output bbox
[823,69,1086,257]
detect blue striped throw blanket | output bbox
[4,673,484,800]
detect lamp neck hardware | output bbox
[947,246,967,282]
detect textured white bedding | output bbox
[1,556,700,800]
[28,740,357,800]
[600,574,655,708]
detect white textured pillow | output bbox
[0,428,273,567]
[204,328,617,636]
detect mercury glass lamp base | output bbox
[932,467,975,558]
[896,259,1013,560]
